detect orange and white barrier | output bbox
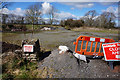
[73,36,115,56]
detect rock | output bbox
[102,57,105,60]
[22,39,41,61]
[13,69,20,75]
[14,50,22,55]
[25,54,29,57]
[22,54,26,56]
[30,54,36,58]
[27,57,31,59]
[31,59,37,61]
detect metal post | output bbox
[108,61,114,70]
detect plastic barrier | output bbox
[73,36,115,56]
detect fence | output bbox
[73,36,115,56]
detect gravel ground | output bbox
[38,49,120,78]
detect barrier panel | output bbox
[73,36,115,56]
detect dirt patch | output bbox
[1,42,21,53]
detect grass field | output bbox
[26,24,61,30]
[72,27,118,34]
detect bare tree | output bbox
[15,15,24,24]
[25,3,42,32]
[7,14,17,24]
[86,11,116,28]
[100,12,116,28]
[2,14,8,24]
[0,0,12,30]
[85,10,97,27]
[47,6,57,25]
[0,0,12,8]
[0,2,9,8]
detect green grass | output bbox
[72,27,118,34]
[2,73,15,80]
[93,29,118,34]
[0,74,2,79]
[15,71,31,78]
[2,53,38,79]
[2,61,38,79]
[15,61,38,78]
[2,32,18,37]
[26,24,60,30]
[26,25,40,30]
[45,44,57,50]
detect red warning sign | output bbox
[102,42,120,61]
[23,45,33,52]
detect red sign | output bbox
[23,45,33,52]
[102,42,120,61]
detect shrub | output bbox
[60,19,84,28]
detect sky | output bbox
[0,1,119,26]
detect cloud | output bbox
[0,8,25,16]
[102,6,118,17]
[4,0,119,2]
[55,11,80,20]
[0,8,9,14]
[41,2,81,20]
[75,3,94,9]
[42,2,52,14]
[100,2,117,5]
[13,8,25,16]
[62,3,94,9]
[31,0,120,2]
[0,3,80,20]
[37,0,119,2]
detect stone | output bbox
[25,54,29,56]
[31,59,37,61]
[30,54,36,57]
[14,50,22,54]
[21,39,41,60]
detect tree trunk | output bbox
[32,23,34,36]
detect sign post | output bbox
[23,45,34,52]
[102,42,120,61]
[102,42,120,69]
